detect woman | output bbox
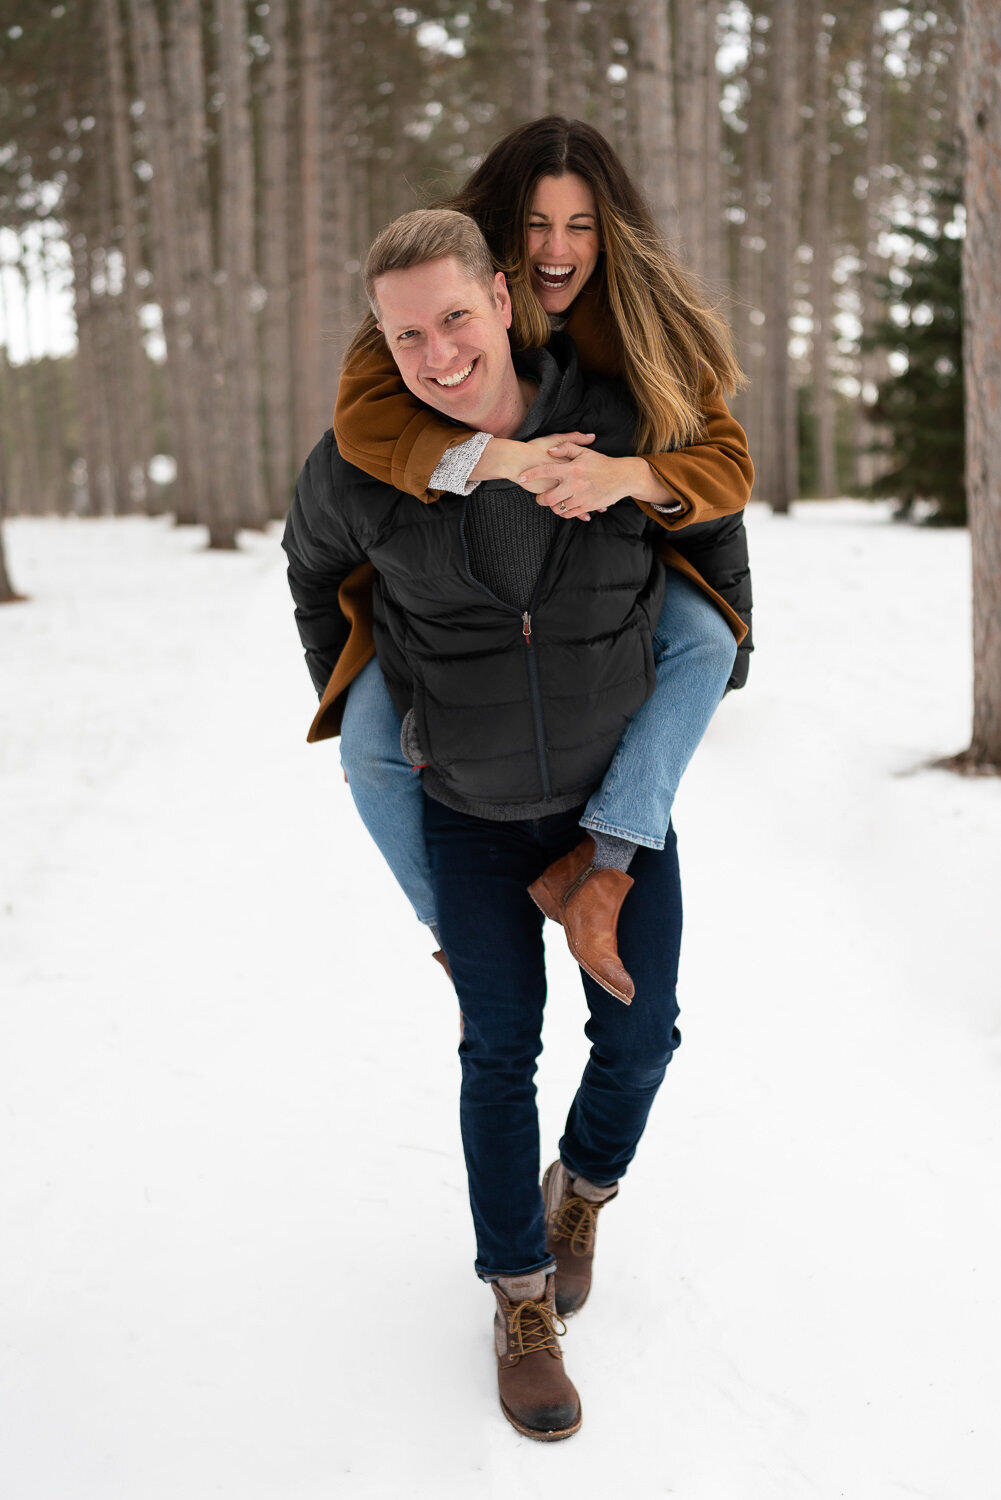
[326,117,753,993]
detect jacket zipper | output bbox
[458,501,561,802]
[521,610,552,800]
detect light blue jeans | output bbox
[338,571,737,930]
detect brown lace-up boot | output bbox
[543,1160,619,1317]
[527,838,635,1003]
[492,1270,582,1440]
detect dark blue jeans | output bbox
[424,797,683,1281]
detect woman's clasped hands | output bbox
[514,431,634,521]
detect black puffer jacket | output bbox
[285,337,751,811]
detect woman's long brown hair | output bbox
[347,116,745,452]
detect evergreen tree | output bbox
[868,179,965,525]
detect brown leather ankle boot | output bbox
[527,837,635,1003]
[543,1160,619,1317]
[492,1270,582,1440]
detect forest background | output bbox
[0,0,998,764]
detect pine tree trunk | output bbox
[127,0,201,526]
[0,344,25,596]
[38,229,75,514]
[957,0,1001,769]
[93,105,134,515]
[513,0,548,121]
[675,0,707,269]
[216,0,268,530]
[629,0,678,242]
[857,0,888,490]
[808,0,837,497]
[101,0,153,512]
[0,518,23,603]
[12,245,51,516]
[548,0,586,119]
[701,5,723,291]
[167,0,240,548]
[321,6,354,375]
[592,3,614,140]
[733,37,766,493]
[762,0,799,512]
[260,0,294,513]
[295,0,326,460]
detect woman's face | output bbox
[526,173,601,316]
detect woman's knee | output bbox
[340,668,406,787]
[656,581,737,680]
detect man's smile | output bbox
[430,358,478,389]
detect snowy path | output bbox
[2,505,999,1499]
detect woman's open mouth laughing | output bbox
[533,263,577,294]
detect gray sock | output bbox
[589,830,638,874]
[429,923,442,948]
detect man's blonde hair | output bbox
[363,208,496,316]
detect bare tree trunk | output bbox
[808,0,837,496]
[101,0,153,512]
[733,35,766,490]
[513,0,548,121]
[295,0,326,459]
[956,0,1001,769]
[548,0,587,119]
[762,0,799,512]
[592,2,614,139]
[260,0,294,513]
[216,0,268,529]
[167,0,240,548]
[702,5,724,291]
[629,0,678,242]
[128,0,201,525]
[675,0,707,269]
[0,519,23,603]
[857,0,888,489]
[0,340,26,598]
[31,229,72,514]
[93,104,134,516]
[321,6,355,377]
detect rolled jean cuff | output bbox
[476,1255,557,1284]
[578,812,667,852]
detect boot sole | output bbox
[499,1397,582,1441]
[528,883,633,1004]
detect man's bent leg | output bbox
[340,656,438,928]
[560,825,684,1182]
[425,798,570,1281]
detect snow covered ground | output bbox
[2,502,999,1499]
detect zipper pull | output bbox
[522,610,532,645]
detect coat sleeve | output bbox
[635,386,754,530]
[333,338,478,502]
[282,431,369,697]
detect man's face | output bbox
[374,257,516,429]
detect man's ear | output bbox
[493,270,513,330]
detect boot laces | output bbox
[506,1295,567,1361]
[554,1193,602,1257]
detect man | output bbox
[284,209,684,1441]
